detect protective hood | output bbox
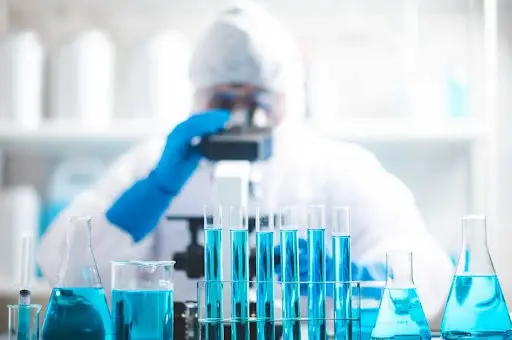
[189,1,302,94]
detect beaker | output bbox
[42,216,112,340]
[441,215,512,339]
[357,281,386,340]
[7,303,42,340]
[111,260,175,340]
[371,251,430,340]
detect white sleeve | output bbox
[324,144,454,323]
[37,138,165,291]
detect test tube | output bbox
[279,206,301,340]
[18,231,34,340]
[230,206,249,340]
[332,207,352,339]
[256,208,275,340]
[307,205,326,340]
[204,206,223,340]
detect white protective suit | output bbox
[38,1,454,323]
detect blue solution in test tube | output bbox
[256,209,275,340]
[332,207,352,339]
[230,207,249,340]
[204,206,223,340]
[280,207,301,340]
[307,206,326,340]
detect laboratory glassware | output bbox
[230,206,249,340]
[7,303,41,340]
[203,206,224,340]
[111,260,175,339]
[332,207,352,339]
[307,205,326,340]
[279,206,301,340]
[17,232,35,340]
[41,216,112,340]
[357,281,386,340]
[441,215,512,339]
[371,251,430,340]
[197,280,362,340]
[255,208,275,340]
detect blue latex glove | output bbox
[274,237,386,297]
[107,110,230,242]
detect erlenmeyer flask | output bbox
[42,216,112,340]
[441,215,512,339]
[371,251,431,340]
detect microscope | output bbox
[170,90,281,340]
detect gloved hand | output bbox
[274,237,386,297]
[107,110,230,242]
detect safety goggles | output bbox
[209,89,276,113]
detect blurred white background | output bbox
[0,0,511,306]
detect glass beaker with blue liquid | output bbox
[41,216,113,340]
[111,260,175,340]
[371,251,430,340]
[441,215,512,339]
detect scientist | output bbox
[38,1,453,320]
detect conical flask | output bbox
[441,215,512,339]
[42,216,112,340]
[371,251,431,340]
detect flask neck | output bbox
[456,215,495,275]
[56,216,102,287]
[386,251,414,288]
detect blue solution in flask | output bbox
[442,275,512,339]
[256,210,275,340]
[280,207,301,340]
[42,216,112,340]
[441,215,512,339]
[332,207,352,339]
[112,289,173,339]
[230,207,249,340]
[371,252,430,340]
[42,287,112,340]
[204,208,223,340]
[307,206,326,340]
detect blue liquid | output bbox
[441,275,512,339]
[256,231,275,340]
[42,287,112,340]
[308,228,326,340]
[17,304,31,340]
[371,288,430,340]
[361,307,379,340]
[333,235,351,338]
[280,229,301,340]
[204,228,223,340]
[231,229,249,340]
[112,289,173,340]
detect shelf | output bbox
[0,120,166,155]
[0,118,488,155]
[311,118,488,144]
